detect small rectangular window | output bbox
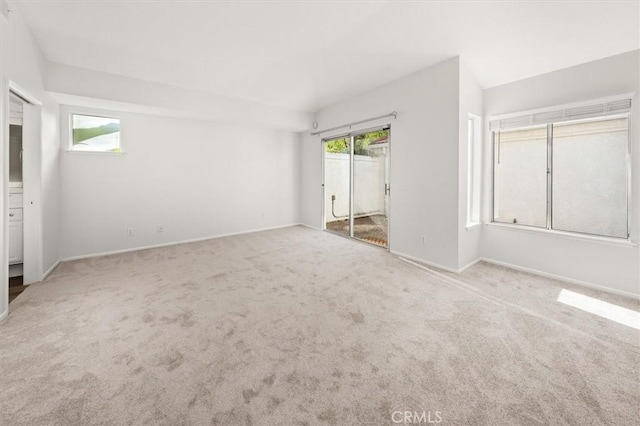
[71,114,121,153]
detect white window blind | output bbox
[490,98,632,131]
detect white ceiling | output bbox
[17,0,640,113]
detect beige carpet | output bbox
[0,226,638,425]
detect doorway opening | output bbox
[323,127,390,248]
[8,93,25,302]
[5,84,44,306]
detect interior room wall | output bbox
[45,62,311,133]
[482,50,640,297]
[59,106,301,259]
[457,60,483,270]
[300,57,462,271]
[299,131,322,229]
[41,100,60,274]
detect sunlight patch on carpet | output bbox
[557,289,640,330]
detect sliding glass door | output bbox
[324,136,351,238]
[352,129,389,246]
[323,127,390,248]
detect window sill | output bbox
[466,222,481,230]
[486,222,636,248]
[65,150,123,155]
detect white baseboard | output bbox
[61,223,302,262]
[388,252,639,301]
[391,252,484,274]
[458,258,483,273]
[0,308,7,323]
[42,260,61,281]
[480,257,640,301]
[390,250,459,273]
[299,223,322,231]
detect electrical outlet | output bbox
[157,225,164,233]
[127,228,134,236]
[421,235,427,245]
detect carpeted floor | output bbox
[0,226,638,425]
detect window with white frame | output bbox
[70,113,121,153]
[467,114,482,227]
[491,98,631,239]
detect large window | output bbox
[492,99,630,239]
[70,114,121,153]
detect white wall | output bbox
[59,106,300,259]
[300,132,322,229]
[301,57,462,270]
[46,62,312,133]
[457,60,483,269]
[482,50,640,297]
[1,2,60,319]
[41,100,60,273]
[47,43,310,262]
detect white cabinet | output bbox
[8,192,22,206]
[8,208,23,264]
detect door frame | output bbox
[2,82,43,320]
[321,124,391,249]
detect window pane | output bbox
[493,126,547,227]
[552,118,628,238]
[324,137,350,238]
[72,114,121,152]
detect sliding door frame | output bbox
[321,124,391,249]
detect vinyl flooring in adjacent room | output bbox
[8,276,25,304]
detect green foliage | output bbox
[73,122,120,144]
[325,129,388,155]
[325,138,349,154]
